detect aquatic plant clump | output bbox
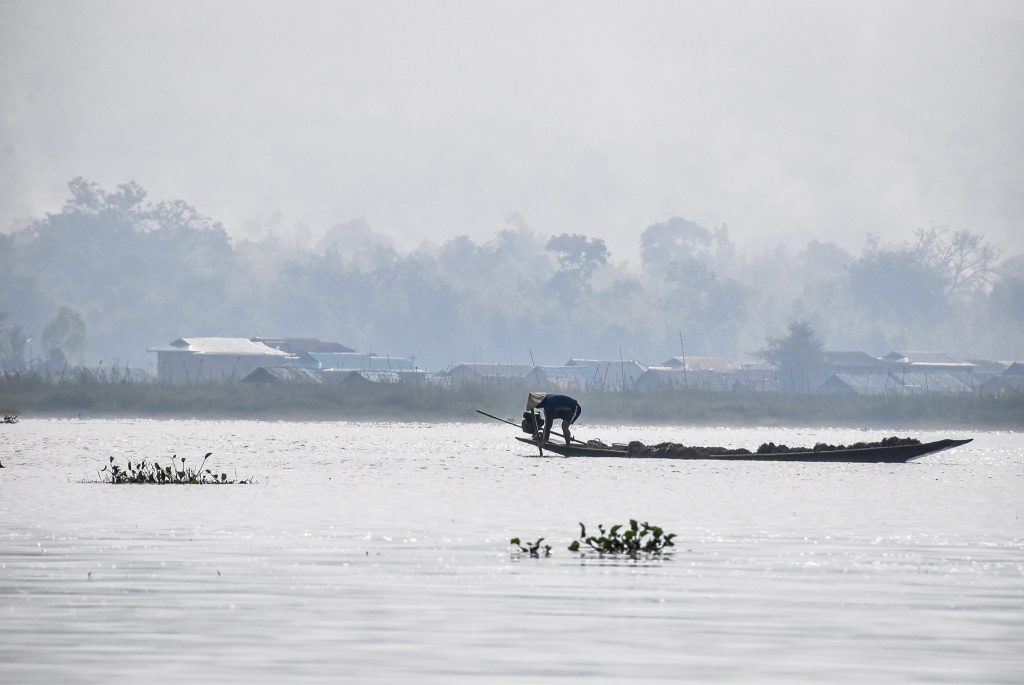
[99,453,253,484]
[568,520,676,556]
[510,537,551,557]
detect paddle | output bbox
[474,409,519,428]
[475,409,590,447]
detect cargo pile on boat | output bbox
[616,435,922,459]
[756,436,921,454]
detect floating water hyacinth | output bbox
[568,520,676,556]
[509,537,551,557]
[98,452,253,484]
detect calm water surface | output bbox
[1,419,1021,683]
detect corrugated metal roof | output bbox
[660,356,741,371]
[825,351,889,366]
[825,371,972,395]
[981,375,1024,394]
[448,363,535,378]
[963,359,1009,375]
[242,367,327,383]
[324,369,403,384]
[534,365,603,381]
[253,338,354,354]
[152,337,291,356]
[562,359,647,383]
[312,352,414,371]
[898,371,973,394]
[884,351,966,365]
[638,368,737,392]
[1002,362,1024,375]
[823,373,898,396]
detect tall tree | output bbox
[545,233,609,280]
[758,321,826,394]
[639,217,713,273]
[912,227,1000,297]
[846,242,947,324]
[0,313,28,369]
[41,306,87,366]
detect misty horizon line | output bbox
[4,176,1018,264]
[2,176,1020,371]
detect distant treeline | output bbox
[1,177,1022,371]
[1,375,1020,429]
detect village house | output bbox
[660,356,741,372]
[637,367,736,394]
[980,362,1024,396]
[824,350,892,376]
[882,351,977,393]
[733,363,779,393]
[963,358,1011,387]
[446,363,535,386]
[527,365,606,393]
[251,338,354,368]
[898,371,975,394]
[882,351,977,375]
[820,373,903,397]
[310,351,415,373]
[820,370,975,396]
[241,367,329,384]
[242,366,423,386]
[562,359,647,391]
[637,361,779,394]
[149,337,293,384]
[324,369,409,385]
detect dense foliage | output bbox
[1,178,1021,370]
[568,520,676,555]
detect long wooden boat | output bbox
[515,436,972,463]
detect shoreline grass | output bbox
[1,377,1020,429]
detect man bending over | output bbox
[525,392,582,445]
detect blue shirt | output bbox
[537,394,579,413]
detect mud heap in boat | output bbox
[620,436,921,459]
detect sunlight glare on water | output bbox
[1,419,1022,683]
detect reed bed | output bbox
[1,374,1020,428]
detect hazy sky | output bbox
[2,0,1022,260]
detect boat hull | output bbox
[515,437,972,463]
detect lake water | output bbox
[1,419,1021,683]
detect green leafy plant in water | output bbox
[510,537,551,557]
[99,452,253,484]
[567,520,676,556]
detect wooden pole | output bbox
[474,409,589,446]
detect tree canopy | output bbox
[0,178,1019,370]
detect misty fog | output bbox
[1,1,1022,370]
[0,177,1020,370]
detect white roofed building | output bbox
[149,337,294,384]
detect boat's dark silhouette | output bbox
[515,436,972,463]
